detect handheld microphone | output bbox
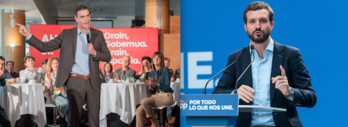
[203,46,248,94]
[86,30,91,43]
[234,45,255,93]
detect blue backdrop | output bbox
[180,0,348,126]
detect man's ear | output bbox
[270,21,274,31]
[75,16,78,23]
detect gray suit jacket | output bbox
[113,68,136,78]
[26,27,111,91]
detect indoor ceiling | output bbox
[0,0,180,24]
[0,0,45,24]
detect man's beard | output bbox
[247,29,271,44]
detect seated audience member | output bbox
[41,59,48,74]
[103,62,113,82]
[113,56,136,82]
[44,57,68,126]
[41,59,48,84]
[164,57,175,82]
[2,61,20,83]
[136,52,174,127]
[2,58,33,127]
[135,56,152,80]
[175,69,180,79]
[19,56,45,83]
[6,61,19,78]
[0,56,12,127]
[2,68,20,84]
[2,69,13,79]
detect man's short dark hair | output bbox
[142,56,152,63]
[23,56,35,63]
[6,61,14,65]
[75,5,90,17]
[243,1,274,24]
[0,56,5,62]
[41,59,48,65]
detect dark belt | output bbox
[70,73,90,79]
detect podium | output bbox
[180,94,286,127]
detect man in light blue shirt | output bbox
[17,5,111,127]
[213,2,316,127]
[71,27,92,75]
[249,39,275,126]
[249,39,294,126]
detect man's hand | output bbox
[87,43,96,56]
[16,23,31,38]
[0,68,4,77]
[16,77,21,82]
[236,85,255,103]
[144,63,150,72]
[26,67,36,72]
[138,65,144,75]
[170,77,175,82]
[114,73,120,82]
[272,65,292,98]
[6,79,16,84]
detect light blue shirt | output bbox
[26,34,32,40]
[249,39,294,126]
[71,28,90,75]
[250,39,275,126]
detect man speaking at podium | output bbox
[17,5,111,127]
[213,2,317,127]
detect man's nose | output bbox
[255,21,261,29]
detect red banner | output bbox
[29,25,158,74]
[29,25,77,67]
[98,28,158,73]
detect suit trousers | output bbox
[66,77,100,127]
[136,92,173,127]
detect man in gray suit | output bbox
[113,56,136,81]
[17,5,111,127]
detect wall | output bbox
[160,33,180,72]
[115,16,135,28]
